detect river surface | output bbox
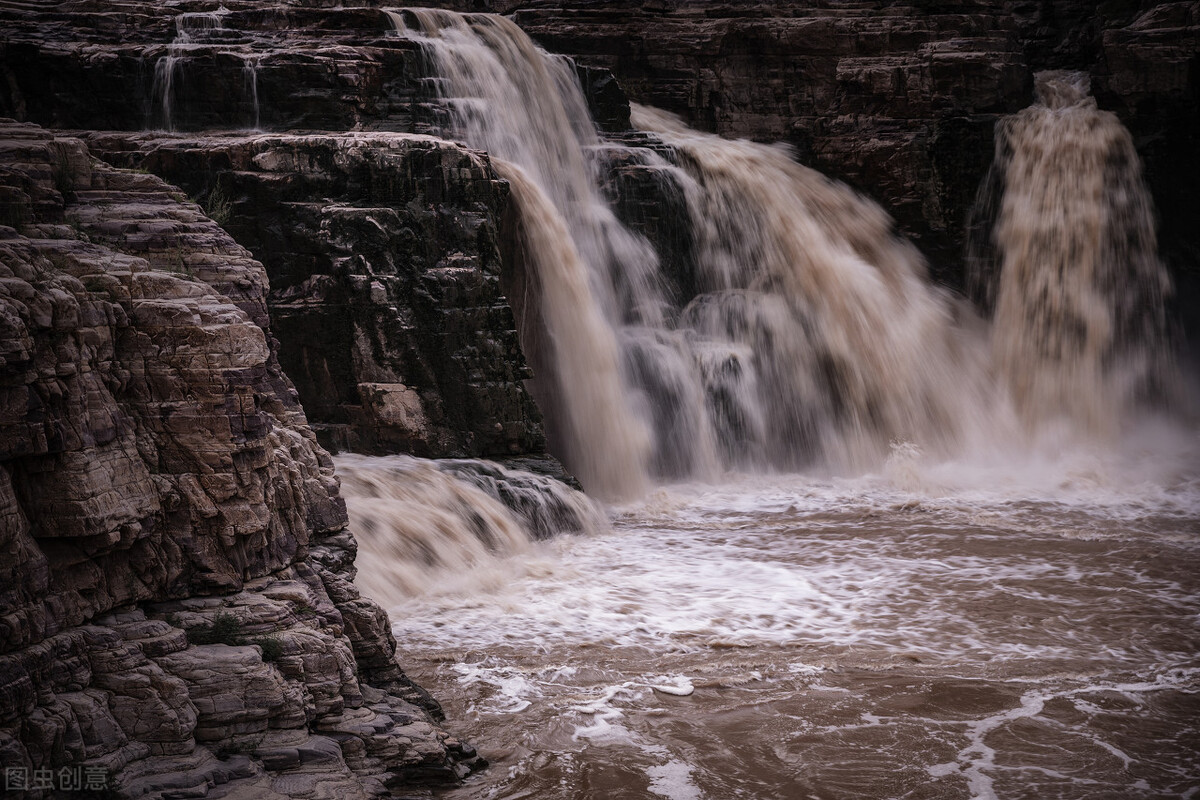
[360,438,1200,800]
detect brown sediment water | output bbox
[987,71,1174,436]
[344,450,1199,800]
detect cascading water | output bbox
[979,70,1175,437]
[336,454,606,607]
[388,8,1002,492]
[388,8,661,497]
[631,105,998,470]
[150,8,264,131]
[151,10,226,131]
[496,161,656,498]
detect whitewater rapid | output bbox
[343,445,1198,800]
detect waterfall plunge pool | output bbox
[341,446,1200,800]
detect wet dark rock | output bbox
[83,130,546,460]
[593,136,697,307]
[438,457,602,540]
[0,122,480,798]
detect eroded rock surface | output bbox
[0,122,479,798]
[89,130,545,459]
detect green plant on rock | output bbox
[161,243,195,279]
[186,611,245,646]
[253,635,285,663]
[184,613,286,665]
[200,182,233,226]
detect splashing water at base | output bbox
[369,453,1199,800]
[336,454,606,606]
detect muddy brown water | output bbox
[356,459,1200,800]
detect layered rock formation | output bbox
[0,122,480,798]
[0,2,1196,792]
[92,131,544,458]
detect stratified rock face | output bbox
[88,131,545,459]
[0,2,551,458]
[0,4,432,134]
[0,122,479,798]
[0,123,342,643]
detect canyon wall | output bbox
[93,131,544,459]
[0,123,480,797]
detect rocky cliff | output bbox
[0,2,557,456]
[0,1,1196,794]
[0,122,480,798]
[91,130,544,459]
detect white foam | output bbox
[648,676,695,697]
[960,691,1047,800]
[570,683,642,743]
[452,663,539,714]
[383,458,1199,676]
[645,756,704,800]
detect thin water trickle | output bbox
[242,54,262,130]
[149,8,268,132]
[151,11,226,131]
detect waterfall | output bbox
[497,161,654,498]
[389,8,668,497]
[631,105,996,470]
[336,455,606,607]
[242,55,261,130]
[150,8,265,132]
[151,11,225,131]
[391,7,996,486]
[980,71,1175,437]
[390,10,1179,493]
